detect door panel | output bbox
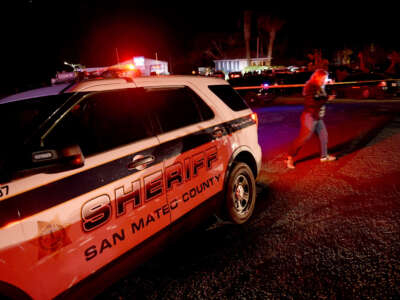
[0,88,172,299]
[158,125,231,224]
[5,138,170,299]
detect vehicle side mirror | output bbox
[60,144,85,168]
[32,144,85,171]
[1,145,85,183]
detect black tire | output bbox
[225,163,256,224]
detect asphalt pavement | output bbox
[97,98,400,300]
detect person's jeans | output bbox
[288,112,328,158]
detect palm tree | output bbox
[257,15,285,66]
[243,10,252,61]
[256,18,265,58]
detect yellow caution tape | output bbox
[233,78,400,90]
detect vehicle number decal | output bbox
[0,185,9,198]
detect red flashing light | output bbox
[127,64,135,70]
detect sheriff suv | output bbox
[0,76,262,300]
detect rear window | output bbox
[149,86,214,133]
[208,85,249,111]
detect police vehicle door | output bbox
[0,89,169,299]
[150,86,228,224]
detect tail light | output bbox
[378,81,387,87]
[250,112,258,127]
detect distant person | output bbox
[286,69,336,169]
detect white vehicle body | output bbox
[0,76,261,299]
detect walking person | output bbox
[286,69,336,169]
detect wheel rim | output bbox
[233,174,251,216]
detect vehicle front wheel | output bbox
[225,163,256,224]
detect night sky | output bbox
[0,0,398,92]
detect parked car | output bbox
[210,70,225,79]
[240,84,277,107]
[386,73,400,97]
[334,72,400,99]
[0,76,261,300]
[228,71,242,79]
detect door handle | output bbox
[128,155,155,171]
[212,127,224,138]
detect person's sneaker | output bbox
[320,155,336,162]
[286,156,295,169]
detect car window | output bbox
[44,89,154,156]
[0,93,75,155]
[148,86,214,133]
[208,85,249,111]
